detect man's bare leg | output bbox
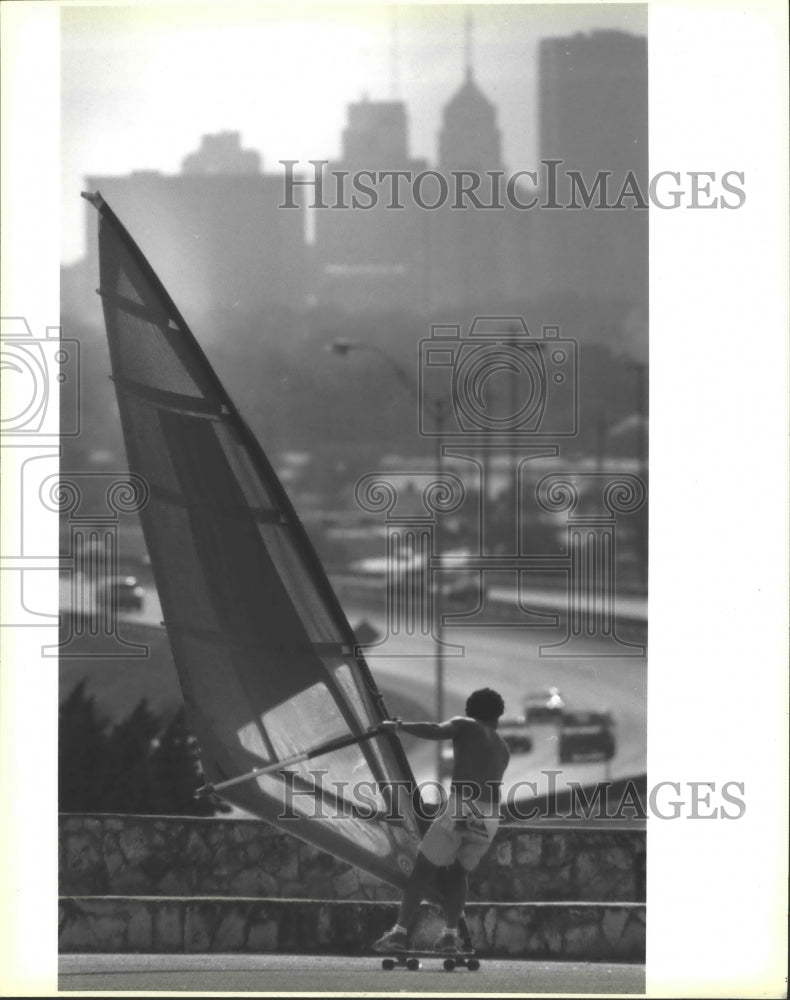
[458,914,473,951]
[431,861,470,953]
[441,861,468,929]
[430,865,473,950]
[373,853,441,951]
[396,853,439,928]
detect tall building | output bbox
[76,133,305,325]
[341,99,411,167]
[536,30,648,307]
[430,15,518,311]
[438,71,503,172]
[181,131,261,175]
[540,31,647,187]
[438,15,503,173]
[313,97,429,313]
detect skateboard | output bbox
[379,949,481,972]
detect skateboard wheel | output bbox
[443,958,456,971]
[381,959,395,970]
[467,958,481,971]
[405,957,420,971]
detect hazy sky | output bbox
[62,2,646,263]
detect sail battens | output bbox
[96,287,173,326]
[112,374,224,417]
[147,483,289,524]
[163,620,351,657]
[88,190,424,890]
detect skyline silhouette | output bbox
[61,3,646,264]
[64,21,648,338]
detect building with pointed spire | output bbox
[429,13,518,311]
[438,13,503,172]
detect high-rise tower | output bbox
[438,13,503,172]
[539,30,647,190]
[77,133,305,323]
[340,97,411,168]
[536,30,648,308]
[314,97,429,312]
[429,13,513,312]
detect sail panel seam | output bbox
[148,482,289,524]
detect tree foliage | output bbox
[58,681,228,815]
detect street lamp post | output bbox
[630,360,648,591]
[431,399,447,784]
[329,338,449,782]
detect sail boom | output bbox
[195,724,390,797]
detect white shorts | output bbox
[418,793,500,871]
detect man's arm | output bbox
[381,718,462,741]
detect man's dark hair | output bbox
[465,688,505,721]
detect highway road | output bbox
[351,610,646,802]
[61,572,646,805]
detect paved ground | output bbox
[59,954,646,994]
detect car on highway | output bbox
[523,686,565,722]
[433,570,483,608]
[98,575,145,611]
[558,709,616,763]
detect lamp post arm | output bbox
[364,344,419,402]
[328,338,418,401]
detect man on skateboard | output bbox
[373,687,510,954]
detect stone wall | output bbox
[59,898,646,960]
[60,813,645,903]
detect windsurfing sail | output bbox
[83,191,424,888]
